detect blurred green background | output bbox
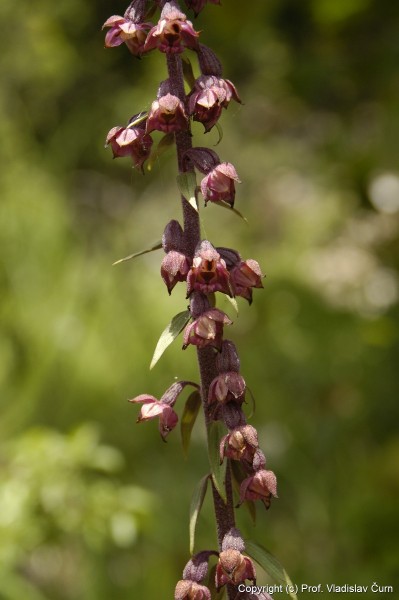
[1,0,399,597]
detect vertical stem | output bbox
[166,52,236,587]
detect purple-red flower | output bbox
[129,381,198,440]
[215,549,256,590]
[220,424,258,463]
[103,16,151,57]
[144,4,199,54]
[129,393,178,440]
[105,125,153,170]
[146,94,188,134]
[230,259,264,304]
[200,162,240,207]
[183,309,232,351]
[175,580,211,600]
[161,250,191,294]
[185,0,221,18]
[239,469,278,509]
[208,372,246,405]
[186,241,231,297]
[188,75,241,132]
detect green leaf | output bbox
[150,310,191,370]
[189,474,209,554]
[182,56,196,89]
[181,389,202,458]
[177,172,198,211]
[126,111,148,128]
[207,421,227,502]
[147,132,174,171]
[244,540,298,600]
[245,385,256,420]
[225,294,239,316]
[113,241,162,266]
[214,200,248,223]
[214,122,223,145]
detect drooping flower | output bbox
[174,580,211,600]
[186,240,231,297]
[200,162,241,207]
[182,309,232,351]
[208,372,246,405]
[188,75,241,132]
[215,549,256,590]
[105,125,153,171]
[230,259,264,304]
[217,248,264,304]
[129,393,178,440]
[146,93,188,134]
[144,3,199,54]
[103,16,151,57]
[219,424,259,464]
[239,469,278,509]
[129,381,198,440]
[161,250,191,294]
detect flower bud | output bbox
[185,0,221,18]
[239,469,278,509]
[215,340,240,373]
[188,75,241,132]
[105,126,153,171]
[215,549,256,590]
[162,219,185,253]
[220,425,258,463]
[208,372,245,405]
[161,250,191,294]
[175,580,211,600]
[230,259,264,304]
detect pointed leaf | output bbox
[182,56,196,90]
[177,172,198,211]
[214,200,248,223]
[150,310,191,370]
[127,111,148,128]
[181,390,202,458]
[245,384,256,420]
[189,474,209,554]
[214,122,223,145]
[147,132,174,171]
[208,421,227,502]
[225,294,239,316]
[244,540,298,600]
[113,241,162,265]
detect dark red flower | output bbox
[208,372,246,405]
[186,240,231,297]
[230,259,264,304]
[105,125,153,171]
[215,549,256,590]
[161,250,191,294]
[188,75,241,132]
[146,94,188,134]
[183,309,232,350]
[239,469,278,509]
[129,393,178,440]
[219,424,258,463]
[144,4,199,54]
[200,162,240,206]
[103,16,151,56]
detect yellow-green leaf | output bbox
[112,241,162,266]
[177,172,198,211]
[150,310,191,370]
[245,540,298,600]
[181,389,202,458]
[208,421,227,502]
[189,474,209,555]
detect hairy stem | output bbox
[166,52,236,584]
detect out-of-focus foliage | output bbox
[1,0,398,598]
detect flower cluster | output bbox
[103,2,241,187]
[103,1,278,597]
